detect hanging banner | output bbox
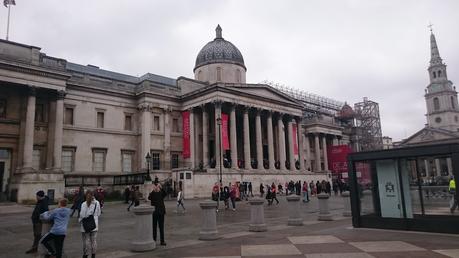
[327,145,352,178]
[182,111,190,158]
[221,113,230,150]
[292,124,298,156]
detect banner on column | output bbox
[182,111,190,158]
[292,124,298,157]
[221,113,230,150]
[327,145,352,179]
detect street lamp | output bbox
[145,152,152,182]
[216,116,223,211]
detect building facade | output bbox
[0,26,357,202]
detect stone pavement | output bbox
[1,194,458,258]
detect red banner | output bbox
[221,113,230,150]
[182,111,190,158]
[292,124,298,156]
[327,145,352,178]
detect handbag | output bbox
[82,202,97,233]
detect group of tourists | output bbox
[26,189,101,258]
[212,182,239,211]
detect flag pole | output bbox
[6,4,11,40]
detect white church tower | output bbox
[425,30,459,132]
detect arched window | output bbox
[433,72,437,78]
[198,70,202,81]
[451,96,455,109]
[434,97,440,111]
[216,67,222,82]
[236,69,241,83]
[438,70,442,77]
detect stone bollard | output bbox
[249,198,267,232]
[199,201,220,240]
[342,191,352,217]
[361,190,374,215]
[131,205,156,252]
[38,219,53,257]
[317,193,333,221]
[286,195,303,226]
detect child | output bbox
[40,198,72,258]
[176,188,186,213]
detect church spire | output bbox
[430,31,443,66]
[215,24,223,39]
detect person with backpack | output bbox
[40,198,71,258]
[79,190,101,258]
[25,190,49,254]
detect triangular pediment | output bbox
[400,127,459,146]
[226,84,302,106]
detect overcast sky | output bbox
[2,0,458,141]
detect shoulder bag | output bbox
[82,202,98,233]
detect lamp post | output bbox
[145,152,152,182]
[216,116,223,211]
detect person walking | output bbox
[40,198,71,258]
[302,181,310,202]
[309,181,315,196]
[127,186,140,211]
[148,178,167,246]
[123,186,130,204]
[271,183,279,205]
[248,182,253,197]
[70,186,84,218]
[79,190,101,258]
[259,183,265,198]
[176,187,185,213]
[229,184,237,211]
[95,186,105,210]
[449,176,457,213]
[25,190,49,254]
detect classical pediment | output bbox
[225,84,302,107]
[400,127,459,146]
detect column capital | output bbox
[56,90,66,100]
[27,86,37,96]
[161,105,172,113]
[137,103,153,112]
[212,100,222,108]
[242,105,251,113]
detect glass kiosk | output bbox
[348,143,459,234]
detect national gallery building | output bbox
[0,26,361,202]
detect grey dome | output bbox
[194,25,246,71]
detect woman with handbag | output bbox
[79,190,101,258]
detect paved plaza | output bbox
[0,195,458,258]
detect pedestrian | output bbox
[223,185,230,209]
[266,185,272,205]
[326,181,332,196]
[70,186,84,218]
[285,182,289,195]
[212,182,219,202]
[259,183,265,198]
[309,181,315,196]
[449,176,457,213]
[176,187,186,213]
[248,182,253,197]
[124,186,130,204]
[278,183,283,195]
[316,181,321,194]
[25,190,49,254]
[95,186,105,210]
[127,186,140,211]
[40,198,71,258]
[302,181,309,202]
[271,183,279,205]
[230,184,237,211]
[148,178,167,246]
[79,190,101,258]
[239,182,246,201]
[333,180,339,196]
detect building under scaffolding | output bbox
[353,97,383,151]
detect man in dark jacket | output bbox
[26,190,49,254]
[148,178,167,246]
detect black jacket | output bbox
[31,197,49,224]
[148,187,166,215]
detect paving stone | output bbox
[295,243,362,254]
[433,249,459,258]
[222,231,255,239]
[349,241,425,252]
[241,244,301,256]
[369,251,449,258]
[288,235,344,244]
[305,253,375,258]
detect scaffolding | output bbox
[354,97,383,151]
[262,81,344,114]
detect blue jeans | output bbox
[303,191,309,202]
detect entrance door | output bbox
[376,160,403,218]
[0,162,4,193]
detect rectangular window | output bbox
[92,149,106,172]
[97,112,104,128]
[32,149,41,170]
[151,152,160,170]
[172,118,179,132]
[61,148,75,172]
[124,114,132,131]
[35,103,45,122]
[153,116,160,131]
[0,99,6,118]
[64,107,74,125]
[171,153,179,169]
[122,152,133,173]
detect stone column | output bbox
[278,114,286,170]
[131,205,156,252]
[53,91,65,171]
[248,198,267,232]
[230,105,238,168]
[267,111,275,170]
[214,102,222,170]
[189,108,195,168]
[342,191,351,217]
[424,159,430,178]
[298,121,305,171]
[286,195,303,226]
[305,134,311,171]
[23,87,36,170]
[199,201,220,240]
[314,134,321,172]
[434,158,441,177]
[255,109,263,169]
[322,136,328,171]
[243,107,251,169]
[202,106,209,167]
[332,135,339,146]
[447,158,453,176]
[138,103,151,170]
[164,107,171,169]
[317,193,333,221]
[287,119,295,170]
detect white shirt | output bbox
[78,199,101,233]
